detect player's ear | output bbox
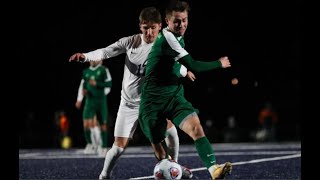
[165,17,169,25]
[159,23,162,30]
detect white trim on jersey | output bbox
[77,79,85,102]
[179,64,187,77]
[162,27,189,61]
[83,37,128,62]
[104,68,112,95]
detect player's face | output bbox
[140,22,162,44]
[166,10,188,36]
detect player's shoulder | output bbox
[152,32,166,48]
[119,34,140,42]
[161,28,178,42]
[118,34,141,48]
[83,67,90,72]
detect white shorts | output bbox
[114,99,140,138]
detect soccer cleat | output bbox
[181,165,193,179]
[99,172,110,180]
[83,143,96,154]
[97,147,108,157]
[211,162,232,180]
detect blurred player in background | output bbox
[138,1,232,179]
[75,60,112,156]
[69,6,195,179]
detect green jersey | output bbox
[82,65,112,99]
[139,27,223,143]
[143,27,222,98]
[80,64,112,124]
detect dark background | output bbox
[20,0,300,148]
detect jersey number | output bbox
[137,60,147,76]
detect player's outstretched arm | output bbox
[179,55,231,73]
[69,53,85,62]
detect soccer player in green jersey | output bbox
[75,60,112,156]
[139,1,232,179]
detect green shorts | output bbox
[139,85,198,143]
[83,97,108,125]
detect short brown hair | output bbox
[139,7,162,24]
[165,0,190,18]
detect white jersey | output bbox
[83,34,187,138]
[83,34,187,106]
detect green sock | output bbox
[195,137,216,168]
[101,130,107,148]
[84,129,92,144]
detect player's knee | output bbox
[114,137,129,148]
[191,123,205,138]
[182,122,204,140]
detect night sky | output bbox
[20,0,300,148]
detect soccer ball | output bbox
[153,159,182,180]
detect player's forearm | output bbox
[83,49,106,62]
[96,81,112,88]
[84,42,126,62]
[77,79,85,101]
[179,54,222,72]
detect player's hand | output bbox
[219,56,231,68]
[186,71,196,82]
[75,101,82,109]
[82,89,88,96]
[89,79,97,86]
[69,53,85,62]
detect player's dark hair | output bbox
[165,0,190,17]
[139,7,162,24]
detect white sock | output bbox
[90,128,98,148]
[93,126,101,147]
[165,125,179,162]
[101,144,125,177]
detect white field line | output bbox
[129,153,301,180]
[19,150,301,159]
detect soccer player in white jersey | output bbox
[69,7,194,179]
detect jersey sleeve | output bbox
[179,64,187,77]
[96,67,112,89]
[162,28,222,72]
[162,28,189,61]
[83,36,133,61]
[76,79,85,102]
[179,54,222,72]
